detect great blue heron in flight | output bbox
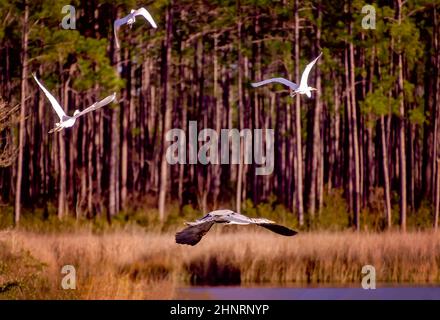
[33,74,116,133]
[114,7,158,49]
[252,52,323,98]
[176,209,298,246]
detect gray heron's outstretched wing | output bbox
[257,223,298,236]
[299,52,322,89]
[251,78,298,90]
[175,221,215,246]
[133,7,158,28]
[242,216,298,236]
[33,74,66,121]
[114,14,131,28]
[74,93,116,119]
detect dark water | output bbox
[178,285,440,300]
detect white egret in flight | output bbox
[176,209,298,246]
[114,7,158,49]
[252,52,323,98]
[33,74,116,133]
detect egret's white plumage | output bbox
[252,52,322,98]
[176,209,298,246]
[114,7,158,48]
[33,74,116,133]
[33,74,66,121]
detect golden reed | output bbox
[1,228,439,299]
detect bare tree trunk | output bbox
[434,158,440,231]
[330,72,341,189]
[236,0,244,213]
[178,42,186,209]
[344,47,354,216]
[120,48,129,211]
[57,71,71,219]
[396,0,407,232]
[252,12,262,205]
[380,44,395,230]
[381,115,392,228]
[432,7,439,204]
[367,46,376,205]
[87,115,94,216]
[158,2,173,220]
[242,55,250,205]
[409,123,415,209]
[109,8,121,219]
[308,7,322,219]
[212,34,222,208]
[14,1,29,226]
[349,14,361,231]
[83,118,94,216]
[96,95,104,215]
[318,125,324,214]
[294,0,304,225]
[109,108,119,219]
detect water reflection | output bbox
[178,284,440,300]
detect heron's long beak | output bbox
[310,87,318,91]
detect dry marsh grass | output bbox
[1,228,440,299]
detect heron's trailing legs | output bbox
[48,124,64,134]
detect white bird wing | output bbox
[299,52,322,89]
[133,7,158,28]
[114,15,131,48]
[175,220,215,246]
[74,93,116,119]
[114,14,131,28]
[33,74,66,121]
[251,77,298,90]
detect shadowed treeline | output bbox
[0,0,439,231]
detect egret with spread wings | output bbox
[33,74,116,133]
[176,209,298,246]
[252,52,322,98]
[114,7,158,48]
